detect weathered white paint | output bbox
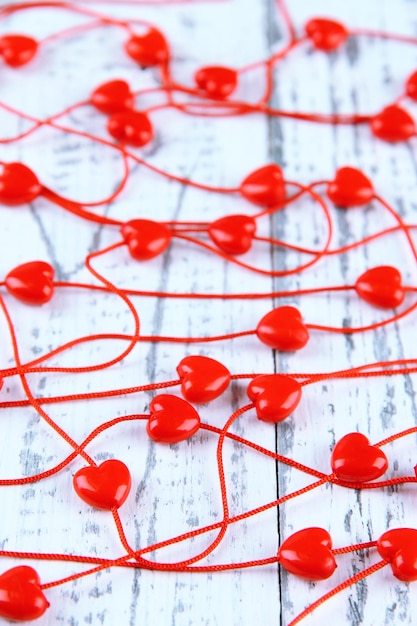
[0,1,417,624]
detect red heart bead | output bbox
[256,306,309,352]
[371,105,416,143]
[240,164,285,207]
[377,528,417,582]
[107,111,153,147]
[331,432,388,482]
[147,394,201,443]
[327,166,374,208]
[305,18,348,51]
[121,219,171,261]
[355,266,404,309]
[208,214,256,255]
[406,70,417,101]
[177,355,231,403]
[0,566,49,621]
[247,374,302,423]
[73,459,131,510]
[0,35,38,67]
[91,79,134,115]
[125,28,169,68]
[5,261,54,306]
[194,65,238,99]
[0,162,42,206]
[278,527,337,580]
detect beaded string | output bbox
[0,0,417,624]
[1,350,417,619]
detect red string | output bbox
[0,1,416,624]
[287,560,388,626]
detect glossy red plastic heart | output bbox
[91,79,134,115]
[125,28,169,67]
[121,219,171,261]
[377,528,417,582]
[107,111,153,147]
[147,394,201,443]
[305,18,348,51]
[73,459,131,510]
[247,374,302,422]
[278,527,337,580]
[355,266,404,309]
[0,566,49,621]
[256,306,309,352]
[0,162,42,206]
[331,432,388,482]
[194,65,238,99]
[327,166,374,208]
[0,35,38,67]
[5,261,54,305]
[209,214,256,255]
[406,70,417,101]
[371,105,416,142]
[177,355,231,403]
[240,164,285,207]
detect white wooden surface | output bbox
[1,0,417,624]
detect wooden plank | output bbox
[0,1,416,625]
[269,1,417,624]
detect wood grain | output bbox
[0,0,417,624]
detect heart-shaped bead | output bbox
[406,70,417,101]
[247,374,302,423]
[121,219,171,261]
[0,566,50,621]
[256,306,309,352]
[194,65,238,99]
[327,166,374,208]
[0,162,42,206]
[377,528,417,582]
[91,79,134,115]
[331,432,388,482]
[107,111,153,147]
[147,394,201,443]
[5,261,54,306]
[208,214,256,255]
[0,35,38,67]
[177,355,231,403]
[278,527,337,580]
[73,459,131,510]
[240,164,285,207]
[371,105,416,143]
[305,18,348,51]
[125,28,169,67]
[355,266,404,309]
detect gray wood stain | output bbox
[0,0,417,624]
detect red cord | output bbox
[0,2,416,624]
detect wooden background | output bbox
[1,0,417,624]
